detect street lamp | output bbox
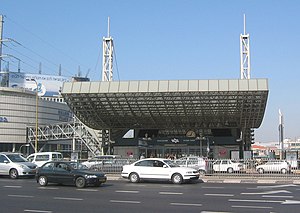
[18,144,30,156]
[26,78,38,153]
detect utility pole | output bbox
[0,15,4,73]
[279,109,284,160]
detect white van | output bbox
[27,152,63,167]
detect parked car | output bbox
[90,159,132,173]
[256,160,291,174]
[0,152,37,179]
[27,152,63,167]
[81,155,121,168]
[212,159,244,173]
[35,161,107,188]
[174,156,208,175]
[121,158,200,184]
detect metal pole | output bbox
[26,78,38,153]
[0,15,4,72]
[35,82,38,153]
[279,109,284,160]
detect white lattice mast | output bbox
[102,17,114,81]
[240,14,251,79]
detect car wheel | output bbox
[75,177,86,188]
[9,169,19,179]
[281,168,287,174]
[171,173,183,184]
[38,176,48,186]
[129,172,140,183]
[257,168,264,174]
[227,167,234,173]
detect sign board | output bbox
[8,72,70,97]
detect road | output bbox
[0,177,300,213]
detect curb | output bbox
[106,175,300,185]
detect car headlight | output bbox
[85,174,98,179]
[19,164,27,169]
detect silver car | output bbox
[0,152,37,179]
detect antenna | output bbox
[240,14,251,79]
[243,14,246,35]
[107,17,110,37]
[102,17,114,81]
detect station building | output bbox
[61,78,269,159]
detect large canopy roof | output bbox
[61,79,268,133]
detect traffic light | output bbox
[250,129,255,144]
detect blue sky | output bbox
[1,0,300,143]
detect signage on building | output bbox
[8,72,70,97]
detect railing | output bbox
[86,158,300,179]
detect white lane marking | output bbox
[256,184,296,189]
[4,185,22,188]
[282,200,300,204]
[170,203,202,207]
[229,199,281,203]
[53,197,83,201]
[202,186,225,189]
[24,210,53,213]
[110,200,141,204]
[201,211,232,213]
[77,189,98,192]
[8,194,34,198]
[263,195,294,198]
[38,187,59,190]
[241,190,291,195]
[205,194,234,197]
[115,190,139,193]
[232,205,272,209]
[159,192,183,195]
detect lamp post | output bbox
[26,78,38,153]
[18,144,30,156]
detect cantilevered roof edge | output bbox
[61,79,268,94]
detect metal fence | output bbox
[85,158,300,179]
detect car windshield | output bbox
[69,162,88,170]
[7,154,27,162]
[163,160,180,168]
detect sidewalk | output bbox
[106,174,300,184]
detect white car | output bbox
[81,155,121,168]
[0,152,37,179]
[27,152,63,167]
[174,156,208,175]
[121,158,200,184]
[213,160,244,173]
[256,161,291,174]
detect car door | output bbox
[150,160,170,180]
[53,163,74,184]
[133,160,154,179]
[0,154,10,175]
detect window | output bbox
[153,160,164,167]
[36,155,50,161]
[135,160,153,167]
[0,155,8,163]
[43,162,55,170]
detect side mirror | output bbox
[4,160,9,164]
[163,165,168,168]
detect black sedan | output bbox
[35,161,107,188]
